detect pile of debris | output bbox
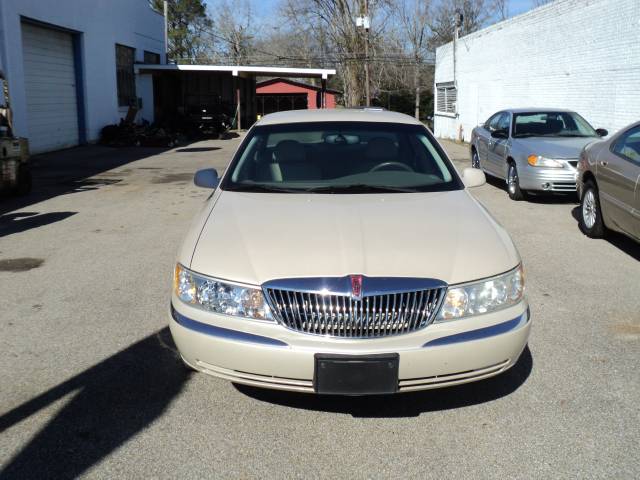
[100,120,179,148]
[100,106,179,148]
[100,105,233,148]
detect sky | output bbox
[205,0,544,25]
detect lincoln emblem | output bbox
[350,275,363,300]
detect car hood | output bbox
[189,190,520,286]
[514,137,599,158]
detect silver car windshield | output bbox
[222,122,463,193]
[513,112,598,138]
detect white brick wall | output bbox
[433,0,640,142]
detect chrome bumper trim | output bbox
[171,304,289,347]
[422,308,530,347]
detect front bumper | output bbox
[518,164,577,193]
[169,299,531,394]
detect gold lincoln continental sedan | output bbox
[170,109,530,395]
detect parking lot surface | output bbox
[1,136,639,479]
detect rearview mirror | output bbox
[194,168,219,189]
[491,129,508,139]
[596,128,608,137]
[461,167,486,188]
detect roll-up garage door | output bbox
[21,22,79,153]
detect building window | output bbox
[436,82,457,115]
[116,44,136,107]
[144,50,160,64]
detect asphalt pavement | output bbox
[1,135,639,479]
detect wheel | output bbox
[471,149,480,169]
[580,181,605,238]
[507,163,525,201]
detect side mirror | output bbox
[596,128,608,137]
[491,129,508,139]
[194,168,219,189]
[461,167,486,188]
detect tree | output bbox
[397,0,431,119]
[151,0,213,62]
[428,0,494,49]
[212,0,255,65]
[280,0,393,107]
[492,0,508,20]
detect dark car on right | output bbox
[577,121,640,242]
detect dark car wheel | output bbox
[507,163,525,201]
[580,181,605,238]
[471,149,480,169]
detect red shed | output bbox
[256,78,338,116]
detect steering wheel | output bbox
[369,161,414,173]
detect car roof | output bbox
[256,108,423,126]
[501,108,577,114]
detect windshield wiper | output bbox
[225,184,307,193]
[304,184,419,193]
[555,133,590,137]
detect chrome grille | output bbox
[550,181,577,192]
[265,285,445,338]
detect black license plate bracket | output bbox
[314,353,399,395]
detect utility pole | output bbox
[453,11,462,88]
[163,0,169,63]
[357,0,371,106]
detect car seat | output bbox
[362,137,400,172]
[262,140,321,182]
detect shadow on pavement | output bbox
[0,145,173,216]
[0,328,189,479]
[570,207,640,260]
[236,346,533,418]
[0,211,77,238]
[175,147,221,153]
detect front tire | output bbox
[580,181,605,238]
[471,149,480,169]
[507,163,525,201]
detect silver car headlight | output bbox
[174,264,273,320]
[437,265,524,320]
[527,155,563,168]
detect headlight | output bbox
[527,155,563,168]
[173,264,273,320]
[437,265,524,320]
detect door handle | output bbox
[599,161,608,166]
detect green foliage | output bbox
[151,0,213,61]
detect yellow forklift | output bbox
[0,68,31,196]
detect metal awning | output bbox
[135,64,336,79]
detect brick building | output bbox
[433,0,640,142]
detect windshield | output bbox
[513,112,598,138]
[221,122,463,193]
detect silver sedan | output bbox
[577,121,640,242]
[470,109,607,200]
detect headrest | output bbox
[273,140,306,164]
[546,119,563,133]
[365,137,398,161]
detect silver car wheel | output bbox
[507,165,518,195]
[472,150,480,169]
[582,189,597,229]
